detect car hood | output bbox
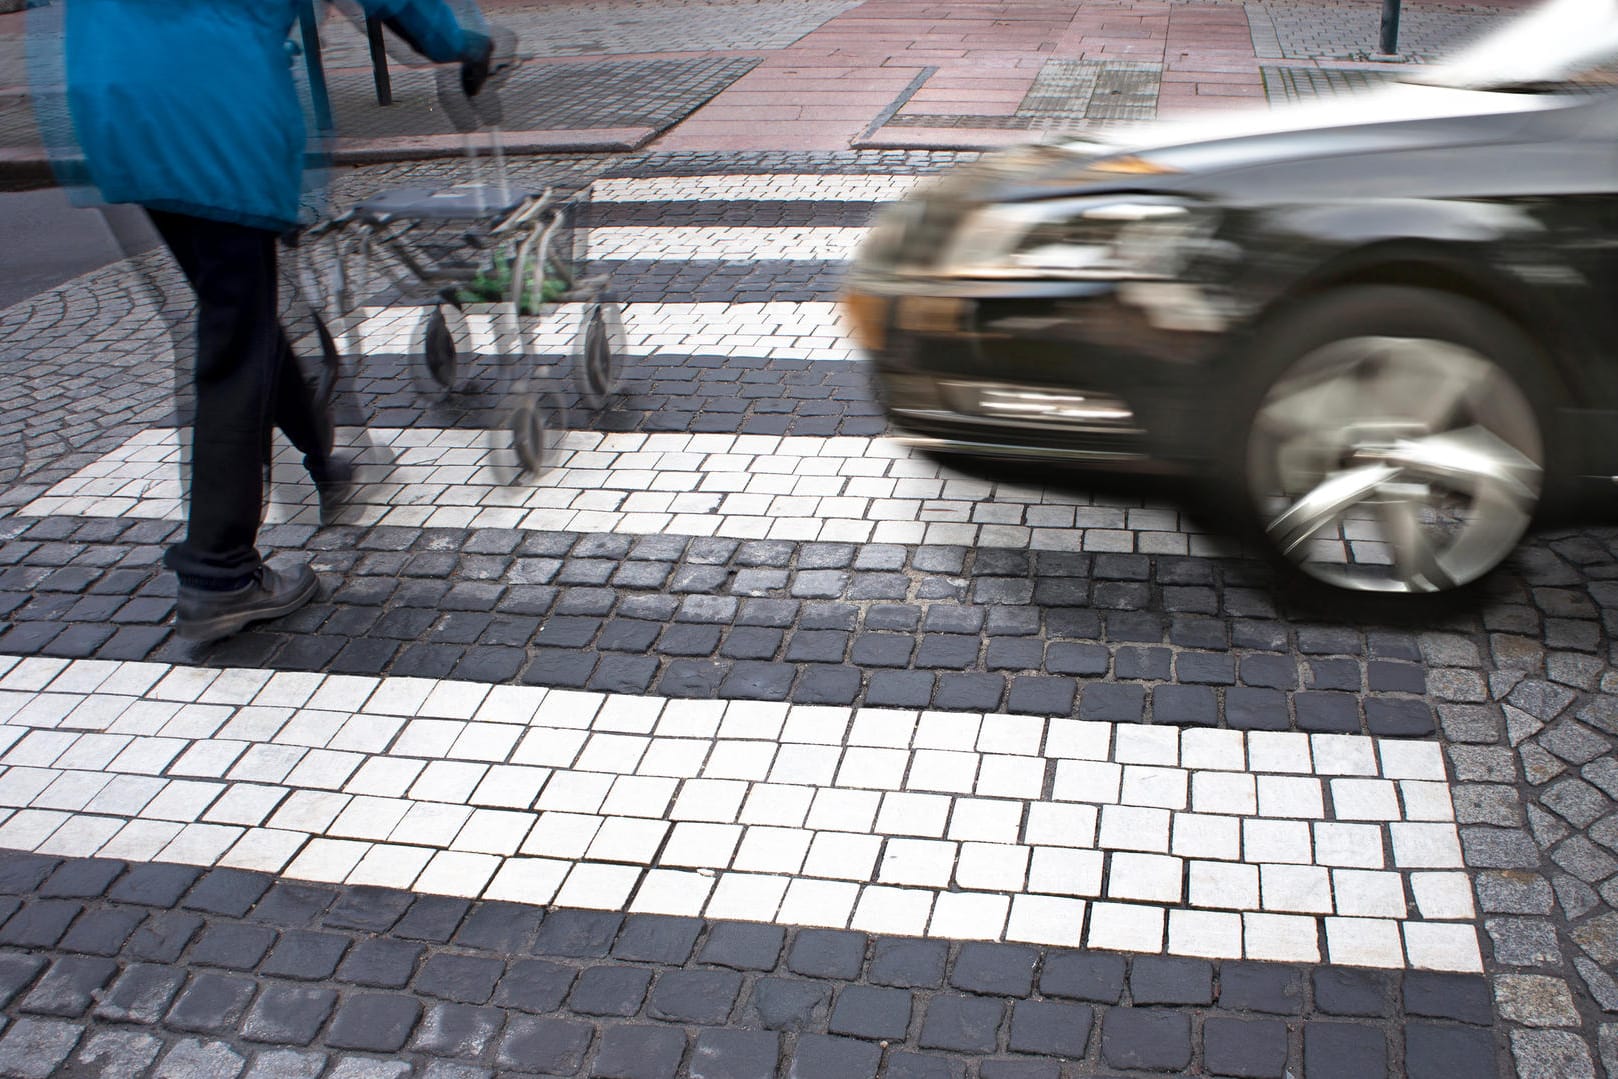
[940,81,1599,203]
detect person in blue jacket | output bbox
[49,0,492,643]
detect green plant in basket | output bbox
[455,252,568,316]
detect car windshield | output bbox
[1408,0,1618,91]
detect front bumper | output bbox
[847,275,1231,473]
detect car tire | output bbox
[1222,285,1557,595]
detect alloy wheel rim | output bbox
[1246,335,1544,593]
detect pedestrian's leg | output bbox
[147,209,317,640]
[148,210,278,588]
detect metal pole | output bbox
[366,15,393,106]
[297,0,334,132]
[1379,0,1401,55]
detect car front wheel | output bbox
[1234,286,1551,594]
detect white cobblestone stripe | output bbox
[326,302,859,360]
[587,226,866,261]
[589,174,925,203]
[19,427,1236,555]
[0,655,1481,969]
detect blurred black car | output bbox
[844,0,1618,594]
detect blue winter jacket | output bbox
[55,0,479,230]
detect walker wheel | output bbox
[421,304,459,391]
[310,313,341,408]
[510,399,549,476]
[576,302,623,407]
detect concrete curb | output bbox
[0,126,658,190]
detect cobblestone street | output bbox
[0,0,1614,1076]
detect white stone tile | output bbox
[216,827,306,873]
[977,714,1043,756]
[1171,813,1240,861]
[848,709,917,749]
[1027,847,1104,897]
[584,817,668,864]
[267,789,350,833]
[768,744,840,786]
[1243,819,1312,865]
[631,869,715,917]
[1377,740,1447,781]
[1086,901,1165,953]
[595,695,662,735]
[806,788,880,833]
[391,802,473,849]
[835,747,908,789]
[451,808,534,856]
[1179,728,1245,772]
[202,784,289,828]
[947,798,1022,845]
[1331,869,1409,919]
[1006,895,1087,947]
[802,831,883,881]
[976,755,1044,800]
[704,873,789,922]
[1097,805,1170,853]
[777,878,859,929]
[1191,771,1256,816]
[1108,852,1184,903]
[1310,734,1378,776]
[415,850,500,899]
[876,792,951,838]
[1168,908,1243,959]
[556,862,643,911]
[955,843,1029,892]
[1330,779,1401,821]
[704,740,777,781]
[534,771,613,815]
[1247,732,1312,774]
[227,743,304,784]
[851,885,934,936]
[1260,864,1332,914]
[1410,871,1476,920]
[521,811,603,859]
[1312,822,1386,868]
[1255,775,1324,819]
[738,783,814,828]
[448,722,522,763]
[84,775,166,817]
[1399,781,1455,822]
[913,711,981,752]
[1242,912,1320,962]
[1402,921,1483,972]
[1188,861,1260,911]
[1120,766,1189,810]
[1112,726,1177,766]
[1023,802,1098,849]
[284,749,365,791]
[410,761,489,805]
[662,822,742,869]
[344,757,427,799]
[483,857,569,906]
[1045,719,1112,761]
[733,827,813,875]
[929,891,1010,941]
[31,771,112,813]
[907,749,978,793]
[599,775,677,819]
[1052,759,1121,804]
[345,844,436,890]
[471,765,551,810]
[36,815,123,858]
[511,727,588,768]
[1389,823,1464,868]
[880,838,956,887]
[1326,917,1405,968]
[285,837,372,884]
[140,780,225,823]
[98,819,183,861]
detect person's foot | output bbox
[311,455,354,525]
[175,563,318,643]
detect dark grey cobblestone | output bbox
[0,851,1500,1076]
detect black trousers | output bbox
[149,209,330,591]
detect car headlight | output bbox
[938,196,1214,280]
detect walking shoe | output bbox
[175,563,318,643]
[312,454,354,526]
